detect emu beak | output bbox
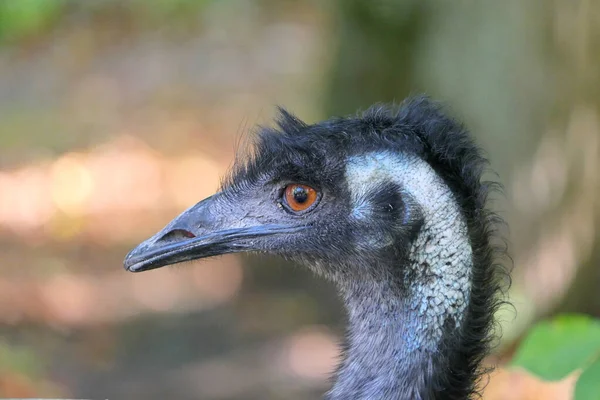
[123,193,301,273]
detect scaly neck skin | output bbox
[326,152,475,399]
[327,255,472,400]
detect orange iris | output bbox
[284,184,318,212]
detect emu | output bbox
[124,97,507,399]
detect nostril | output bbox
[158,229,196,243]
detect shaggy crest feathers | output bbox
[222,96,510,399]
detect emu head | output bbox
[124,98,471,290]
[124,98,504,400]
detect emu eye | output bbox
[283,184,318,212]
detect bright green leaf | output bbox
[511,314,600,381]
[575,359,600,400]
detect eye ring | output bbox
[282,184,319,213]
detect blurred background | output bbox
[0,0,598,399]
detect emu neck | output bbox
[326,152,475,399]
[327,258,471,399]
[329,278,427,400]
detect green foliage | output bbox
[575,359,600,400]
[0,341,41,377]
[0,0,64,41]
[512,314,600,399]
[0,0,213,43]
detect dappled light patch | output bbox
[0,136,224,242]
[481,366,577,400]
[279,326,338,380]
[0,256,243,327]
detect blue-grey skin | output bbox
[124,97,508,400]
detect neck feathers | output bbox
[327,97,508,400]
[346,151,473,346]
[328,152,477,399]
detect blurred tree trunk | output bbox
[323,0,430,116]
[324,0,600,326]
[551,0,600,318]
[556,243,600,318]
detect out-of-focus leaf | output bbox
[575,359,600,400]
[0,0,64,41]
[511,314,600,381]
[0,342,40,377]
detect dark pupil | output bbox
[292,186,308,203]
